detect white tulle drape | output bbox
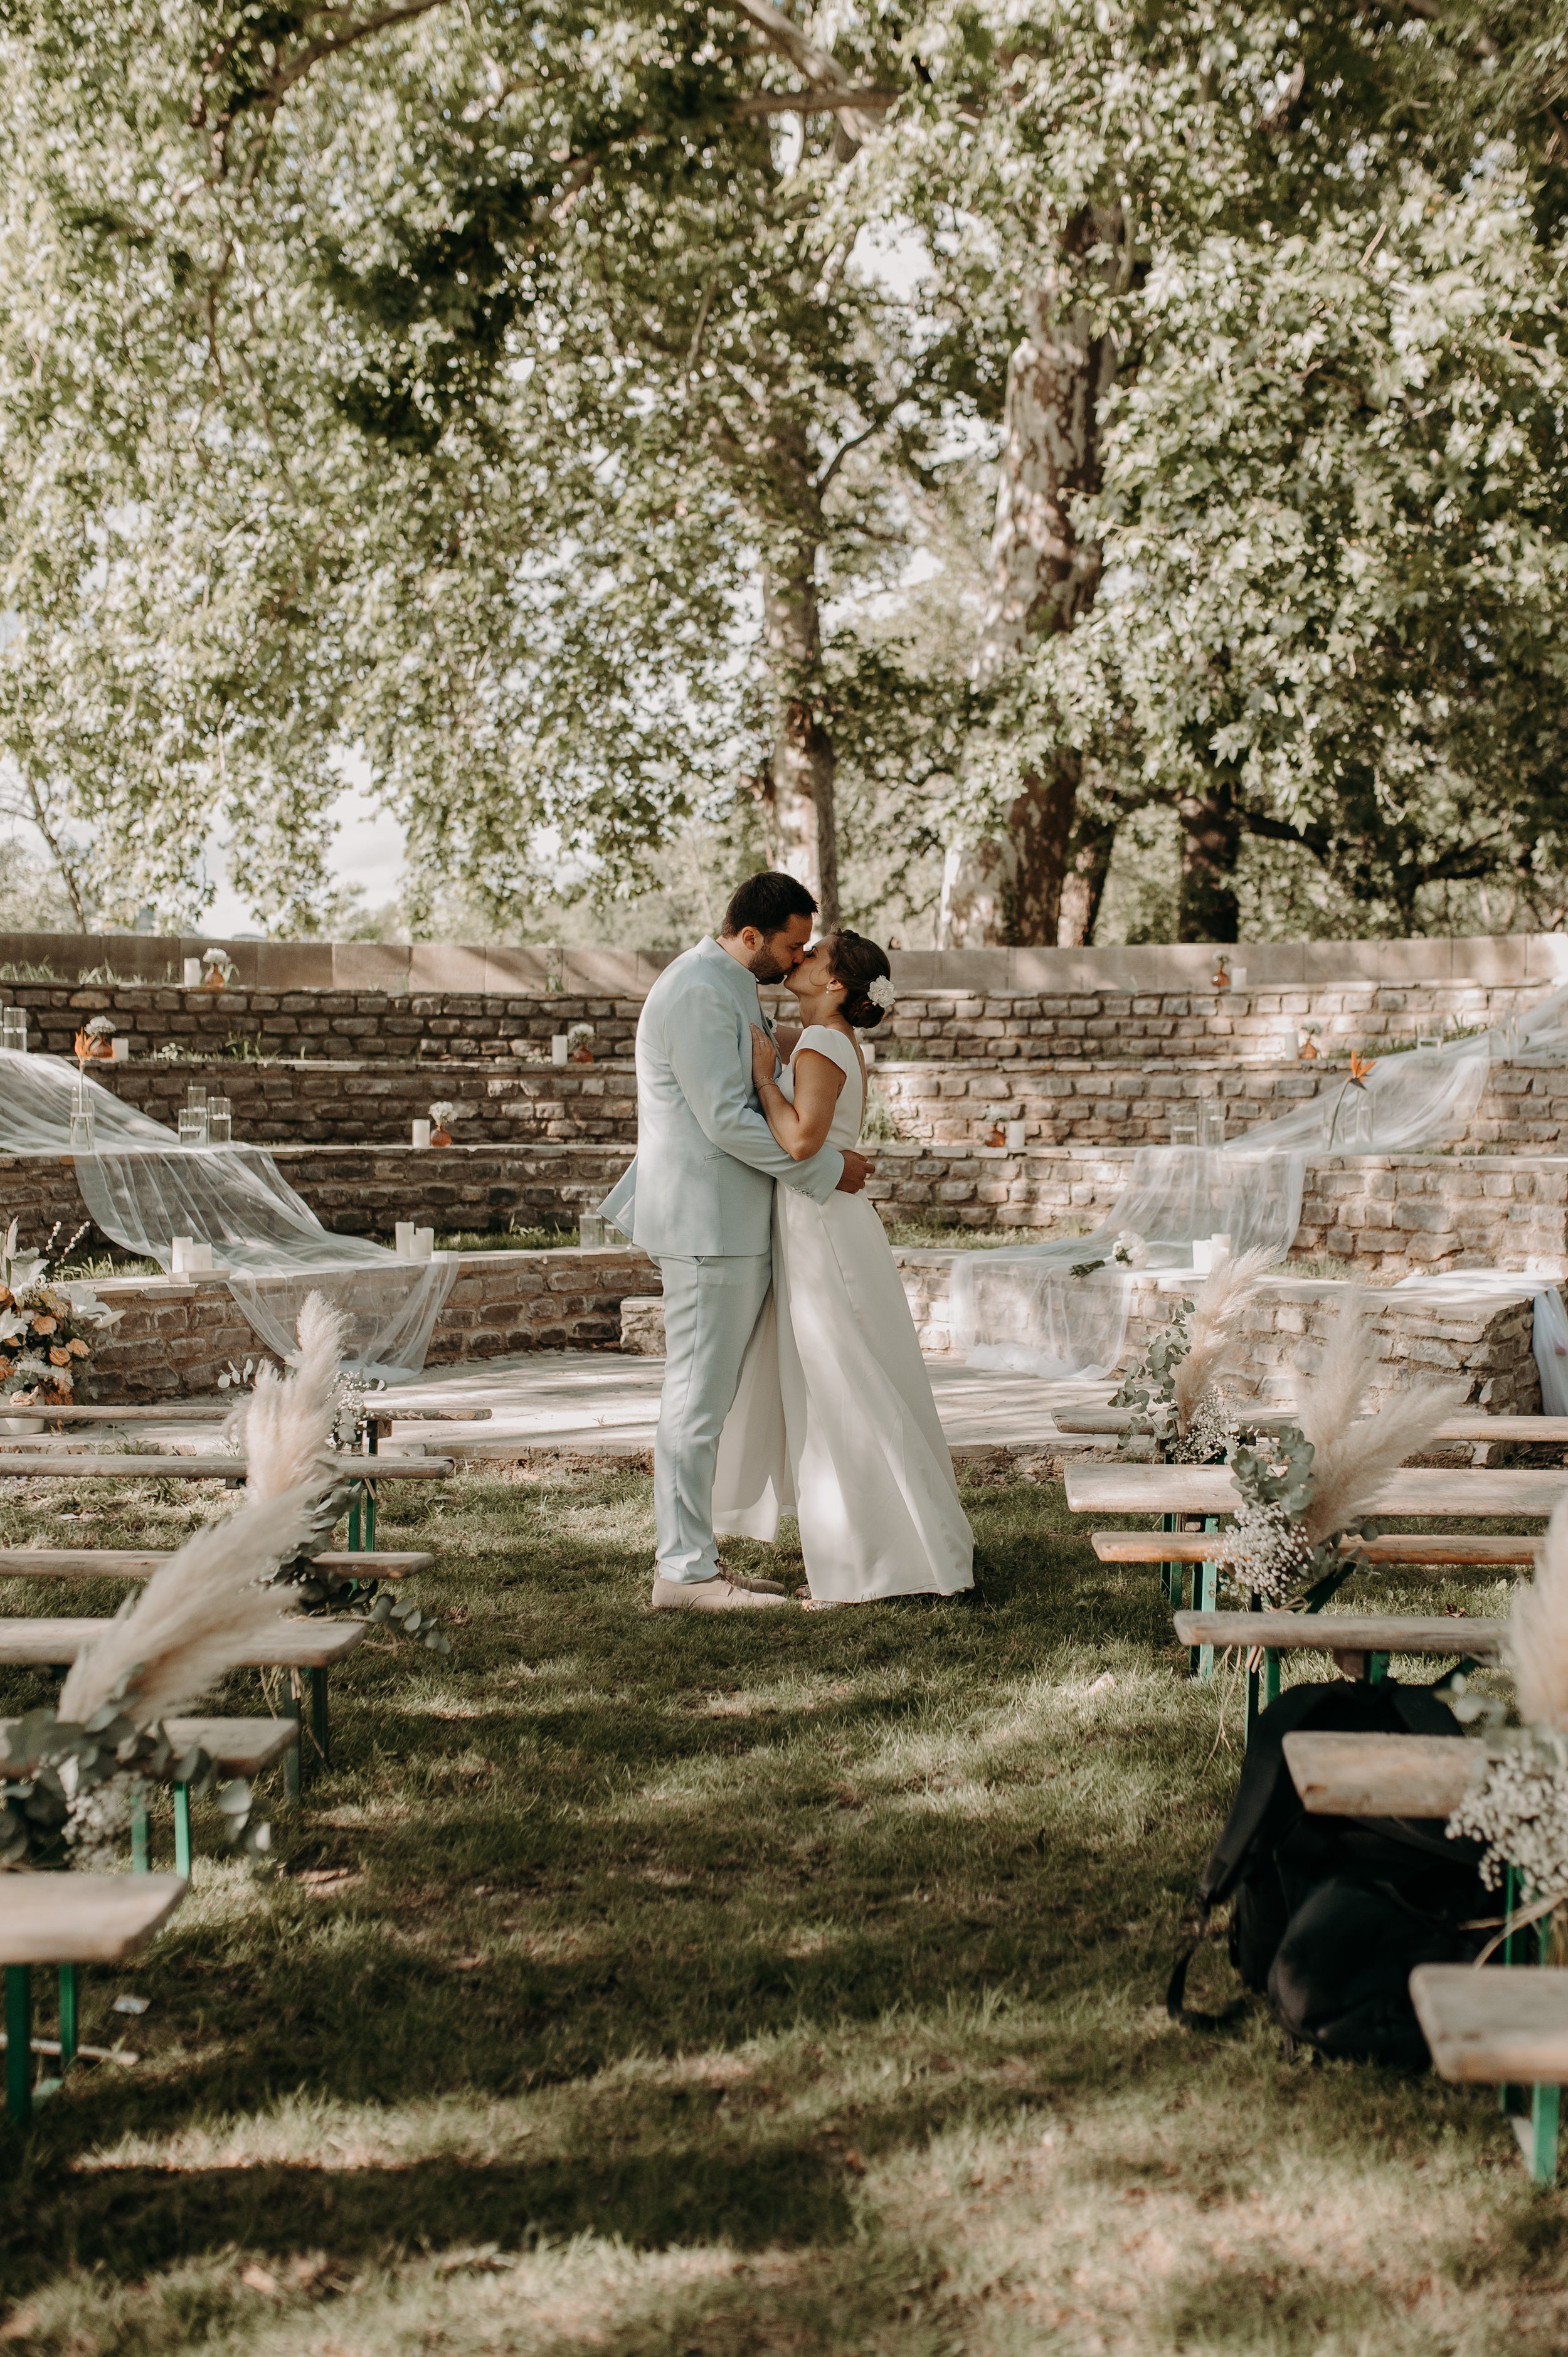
[0,1049,455,1380]
[950,982,1568,1380]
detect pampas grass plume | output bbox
[58,1491,315,1727]
[1172,1244,1278,1436]
[241,1291,347,1505]
[1511,1495,1568,1731]
[1296,1289,1467,1547]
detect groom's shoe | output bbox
[650,1574,789,1611]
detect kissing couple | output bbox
[603,869,974,1610]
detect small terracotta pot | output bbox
[203,970,228,991]
[571,1045,595,1064]
[430,1125,453,1147]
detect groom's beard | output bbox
[746,941,798,985]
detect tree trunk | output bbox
[760,560,837,925]
[1177,783,1242,941]
[941,209,1121,948]
[1057,802,1118,946]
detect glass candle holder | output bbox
[206,1095,231,1143]
[1169,1113,1199,1148]
[178,1107,206,1147]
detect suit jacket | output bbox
[626,935,845,1257]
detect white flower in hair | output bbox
[867,975,896,1012]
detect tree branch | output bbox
[813,415,888,497]
[733,87,898,117]
[22,773,89,930]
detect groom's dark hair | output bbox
[721,871,818,937]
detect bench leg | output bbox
[58,1964,77,2072]
[6,1966,31,2127]
[309,1667,330,1770]
[174,1784,193,1878]
[1162,1512,1180,1608]
[1195,1524,1218,1683]
[346,1483,363,1552]
[131,1799,151,1873]
[284,1675,304,1798]
[1528,2085,1560,2186]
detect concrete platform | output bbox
[374,1352,1112,1459]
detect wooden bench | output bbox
[22,1402,490,1426]
[1173,1608,1505,1683]
[3,1873,185,2127]
[0,1619,366,1792]
[1411,1964,1568,2186]
[1282,1729,1487,1818]
[1093,1532,1539,1570]
[1,1715,298,1872]
[1057,1410,1568,1446]
[0,1547,435,1582]
[1064,1464,1568,1518]
[0,1451,451,1480]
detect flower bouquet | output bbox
[0,1218,119,1413]
[1223,1290,1464,1606]
[567,1022,595,1064]
[1445,1497,1568,1959]
[1110,1246,1278,1463]
[73,1014,115,1061]
[428,1098,459,1146]
[202,946,237,989]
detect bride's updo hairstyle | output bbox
[825,930,894,1029]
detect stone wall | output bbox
[3,973,1555,1073]
[74,1246,660,1399]
[11,1143,1568,1281]
[889,1264,1544,1412]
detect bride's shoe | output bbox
[716,1559,788,1596]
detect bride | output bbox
[711,930,975,1605]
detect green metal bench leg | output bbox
[6,1966,31,2127]
[1162,1512,1180,1608]
[1195,1518,1219,1682]
[284,1679,304,1797]
[174,1784,193,1878]
[1528,2085,1560,2186]
[58,1964,77,2072]
[310,1667,330,1770]
[1369,1651,1389,1685]
[131,1799,150,1873]
[346,1483,363,1552]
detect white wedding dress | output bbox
[712,1025,975,1602]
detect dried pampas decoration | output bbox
[1510,1493,1568,1733]
[57,1490,315,1729]
[240,1291,348,1506]
[1171,1245,1279,1440]
[1295,1290,1467,1550]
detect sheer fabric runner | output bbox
[950,982,1568,1379]
[0,1049,455,1380]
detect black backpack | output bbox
[1168,1680,1490,2068]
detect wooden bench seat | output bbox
[0,1547,435,1581]
[1283,1730,1486,1819]
[16,1402,490,1424]
[1173,1609,1505,1680]
[0,1451,451,1480]
[1092,1530,1539,1568]
[1411,1964,1568,2185]
[3,1873,186,2126]
[1058,1410,1568,1444]
[1066,1465,1568,1517]
[0,1618,366,1670]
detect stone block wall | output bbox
[73,1246,660,1399]
[1,971,1556,1076]
[0,983,640,1066]
[77,1057,640,1148]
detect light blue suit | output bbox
[621,935,844,1581]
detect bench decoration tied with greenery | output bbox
[1,1490,316,1870]
[0,1218,118,1410]
[1223,1291,1465,1607]
[1108,1246,1278,1465]
[1447,1496,1568,1951]
[232,1293,451,1658]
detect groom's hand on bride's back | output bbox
[835,1150,871,1194]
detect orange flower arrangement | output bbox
[1348,1049,1376,1086]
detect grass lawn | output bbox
[1,1463,1565,2353]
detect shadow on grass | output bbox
[3,2141,856,2279]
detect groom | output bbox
[633,871,870,1609]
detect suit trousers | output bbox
[654,1252,772,1581]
